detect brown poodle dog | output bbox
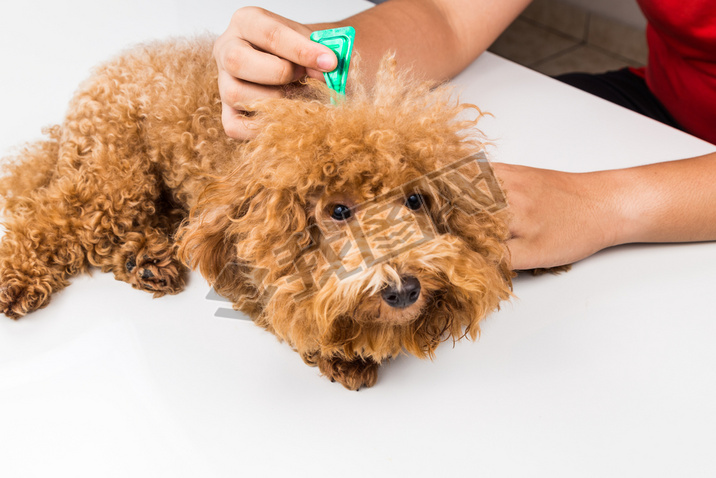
[0,37,513,390]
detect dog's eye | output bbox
[330,204,352,221]
[405,193,425,211]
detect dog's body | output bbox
[0,37,513,389]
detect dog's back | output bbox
[0,37,231,317]
[0,127,61,215]
[1,36,233,214]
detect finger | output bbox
[221,103,259,141]
[306,68,327,82]
[218,35,312,86]
[504,237,538,271]
[217,69,284,109]
[231,7,337,72]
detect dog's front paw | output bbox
[0,279,51,319]
[317,355,379,391]
[125,252,186,297]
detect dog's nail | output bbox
[126,256,136,272]
[141,269,155,279]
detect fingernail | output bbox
[317,53,336,72]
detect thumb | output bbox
[315,49,337,72]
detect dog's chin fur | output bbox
[260,234,511,363]
[0,36,513,390]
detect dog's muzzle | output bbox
[381,276,421,308]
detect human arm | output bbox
[213,0,533,138]
[493,151,716,270]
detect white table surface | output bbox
[2,1,716,477]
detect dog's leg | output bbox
[0,196,87,319]
[109,226,187,297]
[315,355,379,391]
[79,186,188,297]
[53,102,188,296]
[0,133,88,318]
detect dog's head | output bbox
[179,56,513,363]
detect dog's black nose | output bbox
[381,276,421,308]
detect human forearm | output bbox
[495,151,716,270]
[610,151,716,244]
[313,0,532,82]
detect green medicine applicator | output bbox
[310,26,355,101]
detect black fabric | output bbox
[555,68,686,132]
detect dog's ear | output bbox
[409,175,513,346]
[176,196,239,295]
[427,165,513,284]
[441,200,513,283]
[177,177,311,300]
[229,185,311,276]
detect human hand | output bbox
[492,163,623,270]
[214,7,338,139]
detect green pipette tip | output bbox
[310,26,355,102]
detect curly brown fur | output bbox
[0,36,513,389]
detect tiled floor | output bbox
[488,0,647,75]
